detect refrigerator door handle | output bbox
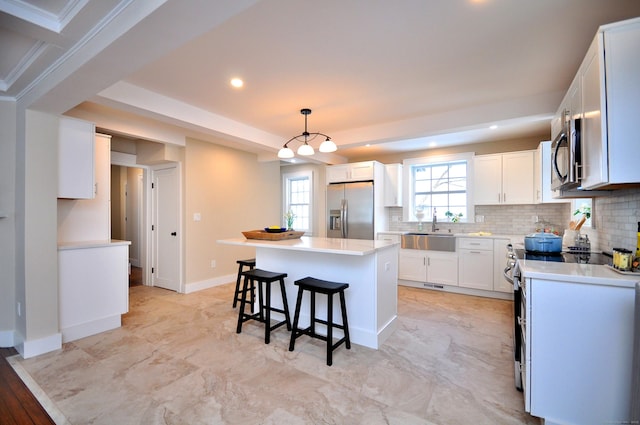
[341,199,348,238]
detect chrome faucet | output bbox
[432,208,439,232]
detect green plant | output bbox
[284,210,296,229]
[444,211,463,223]
[573,204,591,219]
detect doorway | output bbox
[111,164,145,285]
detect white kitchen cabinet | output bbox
[326,161,375,183]
[492,238,512,293]
[377,232,401,244]
[58,241,131,343]
[474,151,534,205]
[58,116,96,199]
[399,249,427,282]
[534,142,569,203]
[458,238,493,291]
[399,249,458,286]
[57,133,111,242]
[383,164,402,207]
[580,19,640,189]
[426,251,458,286]
[525,276,636,425]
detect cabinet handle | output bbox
[427,258,431,266]
[498,193,501,203]
[503,193,506,203]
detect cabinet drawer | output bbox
[458,238,493,250]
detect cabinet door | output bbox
[426,252,458,286]
[580,34,607,189]
[458,249,493,290]
[326,164,350,183]
[399,249,427,282]
[474,154,502,205]
[502,151,534,205]
[350,161,375,180]
[58,117,96,199]
[384,164,402,207]
[493,239,513,292]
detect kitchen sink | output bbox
[401,233,456,252]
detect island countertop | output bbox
[217,236,397,256]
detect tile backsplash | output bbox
[386,203,570,236]
[386,187,640,254]
[593,187,640,253]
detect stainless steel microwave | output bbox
[551,112,581,191]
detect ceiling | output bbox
[3,0,640,163]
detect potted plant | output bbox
[284,210,296,231]
[444,211,463,223]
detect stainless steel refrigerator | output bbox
[327,181,374,240]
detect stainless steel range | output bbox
[503,244,612,391]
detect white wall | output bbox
[0,100,17,346]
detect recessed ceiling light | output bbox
[489,125,498,130]
[429,141,437,148]
[230,78,244,88]
[365,144,371,147]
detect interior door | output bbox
[152,165,180,291]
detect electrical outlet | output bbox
[475,215,484,223]
[210,260,216,268]
[193,213,201,221]
[532,215,539,223]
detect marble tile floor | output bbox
[10,283,541,425]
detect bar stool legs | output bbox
[236,269,291,344]
[288,277,351,366]
[232,259,256,309]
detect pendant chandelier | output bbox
[278,108,337,158]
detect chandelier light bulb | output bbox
[278,147,294,158]
[297,143,315,156]
[319,138,337,153]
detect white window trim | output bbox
[282,170,313,234]
[402,152,475,223]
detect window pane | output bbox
[408,159,468,222]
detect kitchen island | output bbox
[217,236,399,349]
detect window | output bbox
[403,153,473,223]
[571,198,593,228]
[283,170,312,233]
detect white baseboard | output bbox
[0,329,15,347]
[15,332,62,359]
[184,274,235,294]
[61,315,121,343]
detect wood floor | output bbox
[0,348,55,425]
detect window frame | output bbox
[402,153,474,223]
[282,170,313,234]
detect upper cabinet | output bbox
[576,18,640,189]
[326,161,376,183]
[534,141,569,204]
[474,151,535,205]
[58,117,96,199]
[383,164,403,207]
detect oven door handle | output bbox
[503,265,513,284]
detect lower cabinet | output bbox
[399,249,458,286]
[458,238,494,291]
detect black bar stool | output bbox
[288,276,351,366]
[236,268,292,344]
[232,258,256,308]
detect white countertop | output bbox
[58,239,131,250]
[217,236,397,256]
[519,258,639,288]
